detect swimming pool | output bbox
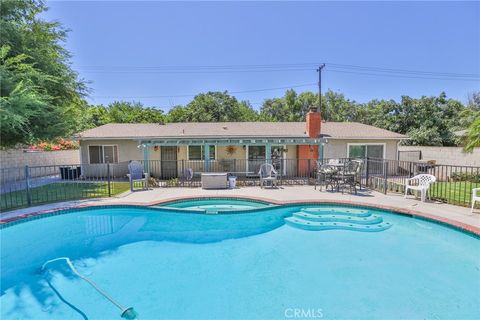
[1,200,479,319]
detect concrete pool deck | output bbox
[1,186,479,235]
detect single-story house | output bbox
[76,111,407,178]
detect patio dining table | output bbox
[316,162,354,192]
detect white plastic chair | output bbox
[258,163,278,188]
[472,188,480,213]
[127,161,150,191]
[404,174,436,202]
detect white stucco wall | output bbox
[324,139,399,160]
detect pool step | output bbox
[285,207,391,232]
[284,217,392,232]
[301,207,371,217]
[292,211,383,225]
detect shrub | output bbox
[28,139,79,151]
[450,172,480,183]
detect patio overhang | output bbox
[138,137,328,146]
[137,137,329,171]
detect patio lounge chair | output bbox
[472,188,480,213]
[404,174,436,202]
[127,160,149,191]
[259,163,278,189]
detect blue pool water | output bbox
[158,198,272,212]
[1,202,479,319]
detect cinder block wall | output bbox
[0,149,80,182]
[398,146,480,166]
[0,149,80,168]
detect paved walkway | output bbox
[2,186,479,234]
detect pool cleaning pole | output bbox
[41,257,138,319]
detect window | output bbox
[348,144,385,159]
[188,145,216,160]
[88,145,118,164]
[248,146,265,160]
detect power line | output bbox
[76,62,479,79]
[325,69,480,81]
[92,83,317,99]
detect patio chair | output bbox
[404,174,436,202]
[258,163,278,189]
[127,161,150,192]
[183,168,194,187]
[471,188,480,213]
[337,160,361,194]
[353,159,364,190]
[328,158,340,165]
[315,162,338,191]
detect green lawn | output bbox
[430,181,480,206]
[1,181,130,212]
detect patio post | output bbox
[319,142,324,163]
[265,143,272,164]
[143,145,150,172]
[204,143,210,172]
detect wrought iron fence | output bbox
[1,157,478,211]
[0,162,130,212]
[139,158,323,187]
[365,158,480,207]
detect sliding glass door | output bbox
[247,146,265,175]
[246,145,286,175]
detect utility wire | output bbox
[76,62,479,78]
[92,83,317,99]
[325,69,480,81]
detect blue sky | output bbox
[43,1,479,111]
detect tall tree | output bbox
[259,90,317,121]
[83,101,165,127]
[0,0,86,146]
[168,92,258,122]
[463,117,480,152]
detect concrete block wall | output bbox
[0,149,80,182]
[0,149,80,168]
[398,146,480,166]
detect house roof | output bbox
[76,122,407,140]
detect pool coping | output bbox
[1,195,479,237]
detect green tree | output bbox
[322,90,360,122]
[165,105,189,122]
[82,101,165,127]
[463,117,480,152]
[0,0,86,146]
[174,92,258,122]
[259,90,317,121]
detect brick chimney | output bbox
[306,109,322,138]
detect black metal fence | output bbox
[1,158,478,211]
[0,162,130,212]
[364,158,480,207]
[140,158,326,187]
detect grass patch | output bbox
[1,182,130,212]
[430,181,480,206]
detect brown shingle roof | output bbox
[76,122,407,140]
